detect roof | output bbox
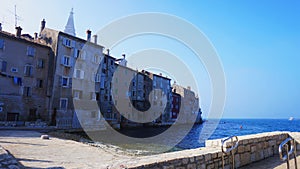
[0,30,51,49]
[152,72,171,80]
[42,27,105,49]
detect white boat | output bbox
[289,117,294,121]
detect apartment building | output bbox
[40,19,106,129]
[0,26,53,123]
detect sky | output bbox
[0,0,299,119]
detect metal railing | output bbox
[279,137,298,169]
[221,136,239,169]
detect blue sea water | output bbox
[176,119,300,149]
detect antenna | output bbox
[8,5,22,27]
[14,5,17,27]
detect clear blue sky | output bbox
[1,0,299,119]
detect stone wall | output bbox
[127,132,297,169]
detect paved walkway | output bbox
[241,154,300,169]
[0,130,135,169]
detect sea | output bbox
[90,119,300,154]
[177,119,300,149]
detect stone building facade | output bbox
[0,27,53,123]
[40,23,106,128]
[172,84,202,124]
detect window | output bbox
[23,87,32,97]
[73,90,81,99]
[27,46,36,56]
[104,57,107,63]
[94,73,101,82]
[73,49,80,58]
[104,95,108,101]
[110,60,113,65]
[0,39,4,50]
[60,98,68,110]
[102,68,106,74]
[91,92,96,100]
[61,76,70,87]
[74,69,84,79]
[63,38,72,48]
[91,92,100,101]
[24,65,33,76]
[36,79,43,88]
[61,55,71,67]
[11,67,18,73]
[37,59,44,68]
[132,91,135,96]
[93,55,99,63]
[0,61,7,72]
[132,81,135,86]
[79,50,86,60]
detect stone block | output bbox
[175,167,185,169]
[256,150,264,161]
[224,164,231,169]
[240,152,251,166]
[189,157,195,163]
[195,155,204,161]
[243,139,249,144]
[205,154,212,162]
[238,145,245,153]
[182,158,189,165]
[250,153,256,162]
[263,149,269,158]
[245,145,250,152]
[257,143,263,149]
[263,142,269,148]
[212,153,217,159]
[187,163,196,169]
[234,154,240,168]
[207,163,215,169]
[250,146,256,153]
[297,143,300,151]
[217,152,223,158]
[268,140,276,146]
[163,166,174,169]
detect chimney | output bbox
[34,32,38,40]
[107,49,110,55]
[86,29,91,42]
[0,23,2,31]
[40,19,46,34]
[15,26,22,37]
[93,35,97,44]
[122,54,126,59]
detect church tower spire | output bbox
[64,8,76,36]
